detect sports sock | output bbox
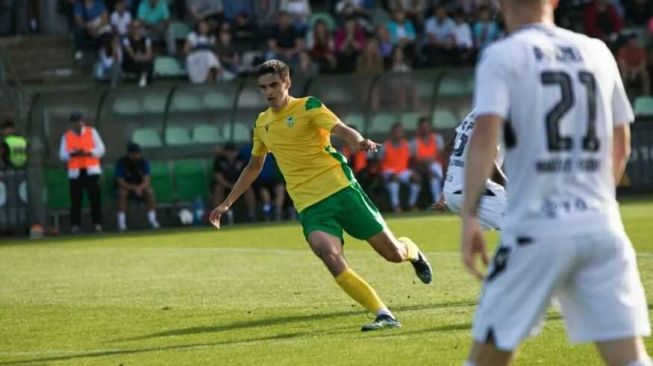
[117,212,126,229]
[147,210,157,224]
[375,308,395,319]
[335,268,386,314]
[430,177,441,203]
[388,181,400,208]
[409,183,421,207]
[398,236,419,262]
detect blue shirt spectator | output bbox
[74,0,107,21]
[115,151,151,185]
[386,10,416,45]
[137,0,169,26]
[222,0,253,22]
[473,7,500,50]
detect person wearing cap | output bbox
[114,142,159,232]
[59,112,106,233]
[1,118,27,169]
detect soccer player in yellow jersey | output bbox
[209,60,432,331]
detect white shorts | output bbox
[444,183,506,230]
[382,169,414,184]
[472,228,650,351]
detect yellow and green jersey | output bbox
[252,96,354,212]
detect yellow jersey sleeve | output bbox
[305,97,341,131]
[251,122,268,157]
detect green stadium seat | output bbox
[165,126,193,146]
[309,12,335,30]
[113,96,143,115]
[432,109,458,129]
[171,92,202,111]
[142,94,168,113]
[170,21,191,40]
[369,113,398,134]
[173,160,208,201]
[437,78,469,97]
[154,56,185,78]
[416,79,435,98]
[343,114,366,132]
[102,164,116,200]
[225,122,252,143]
[203,91,233,109]
[634,96,653,116]
[401,112,422,131]
[132,128,163,148]
[238,88,263,108]
[149,161,174,204]
[192,124,223,144]
[45,167,70,210]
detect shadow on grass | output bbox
[118,301,476,342]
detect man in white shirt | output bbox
[423,5,455,65]
[110,0,132,36]
[460,0,651,365]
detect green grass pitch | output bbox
[1,200,652,365]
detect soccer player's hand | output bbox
[431,196,447,212]
[357,139,380,153]
[209,204,229,229]
[461,216,488,280]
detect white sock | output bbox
[430,177,441,203]
[628,357,653,366]
[262,203,272,213]
[409,183,421,206]
[117,212,126,229]
[388,181,400,208]
[147,210,157,224]
[375,308,395,319]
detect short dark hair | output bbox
[1,118,15,129]
[256,60,290,79]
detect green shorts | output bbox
[298,182,386,242]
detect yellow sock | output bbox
[335,268,386,313]
[398,236,419,262]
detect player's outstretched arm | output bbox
[209,154,265,228]
[613,124,631,185]
[460,115,501,280]
[331,122,380,153]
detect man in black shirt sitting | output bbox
[115,143,160,231]
[212,143,256,224]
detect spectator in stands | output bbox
[306,19,337,72]
[472,5,500,51]
[231,9,258,45]
[423,5,456,66]
[623,0,652,26]
[357,38,384,110]
[216,22,241,76]
[411,118,444,205]
[184,19,225,84]
[97,33,123,87]
[618,35,651,97]
[452,11,474,64]
[335,16,365,72]
[0,119,27,169]
[59,112,105,234]
[253,0,278,28]
[222,0,253,23]
[137,0,175,55]
[389,46,420,111]
[335,0,374,31]
[388,0,426,31]
[280,0,310,34]
[212,143,256,224]
[186,0,223,24]
[110,0,132,36]
[375,24,394,61]
[115,142,160,232]
[386,10,417,58]
[584,0,623,46]
[381,123,421,213]
[341,125,383,197]
[0,0,28,35]
[267,11,304,65]
[122,20,153,87]
[73,0,112,61]
[458,0,483,19]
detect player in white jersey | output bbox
[460,1,651,365]
[436,110,507,230]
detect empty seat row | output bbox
[132,123,251,148]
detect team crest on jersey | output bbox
[286,116,295,128]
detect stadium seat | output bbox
[132,128,163,148]
[401,112,422,131]
[192,124,223,144]
[101,164,115,200]
[437,77,469,97]
[165,126,193,146]
[224,122,251,143]
[432,109,458,129]
[149,161,174,204]
[369,113,398,134]
[142,93,168,113]
[173,160,208,201]
[238,88,263,108]
[170,21,191,40]
[203,91,233,109]
[171,92,202,111]
[154,56,185,78]
[343,114,366,132]
[634,96,653,116]
[45,167,70,210]
[112,96,143,115]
